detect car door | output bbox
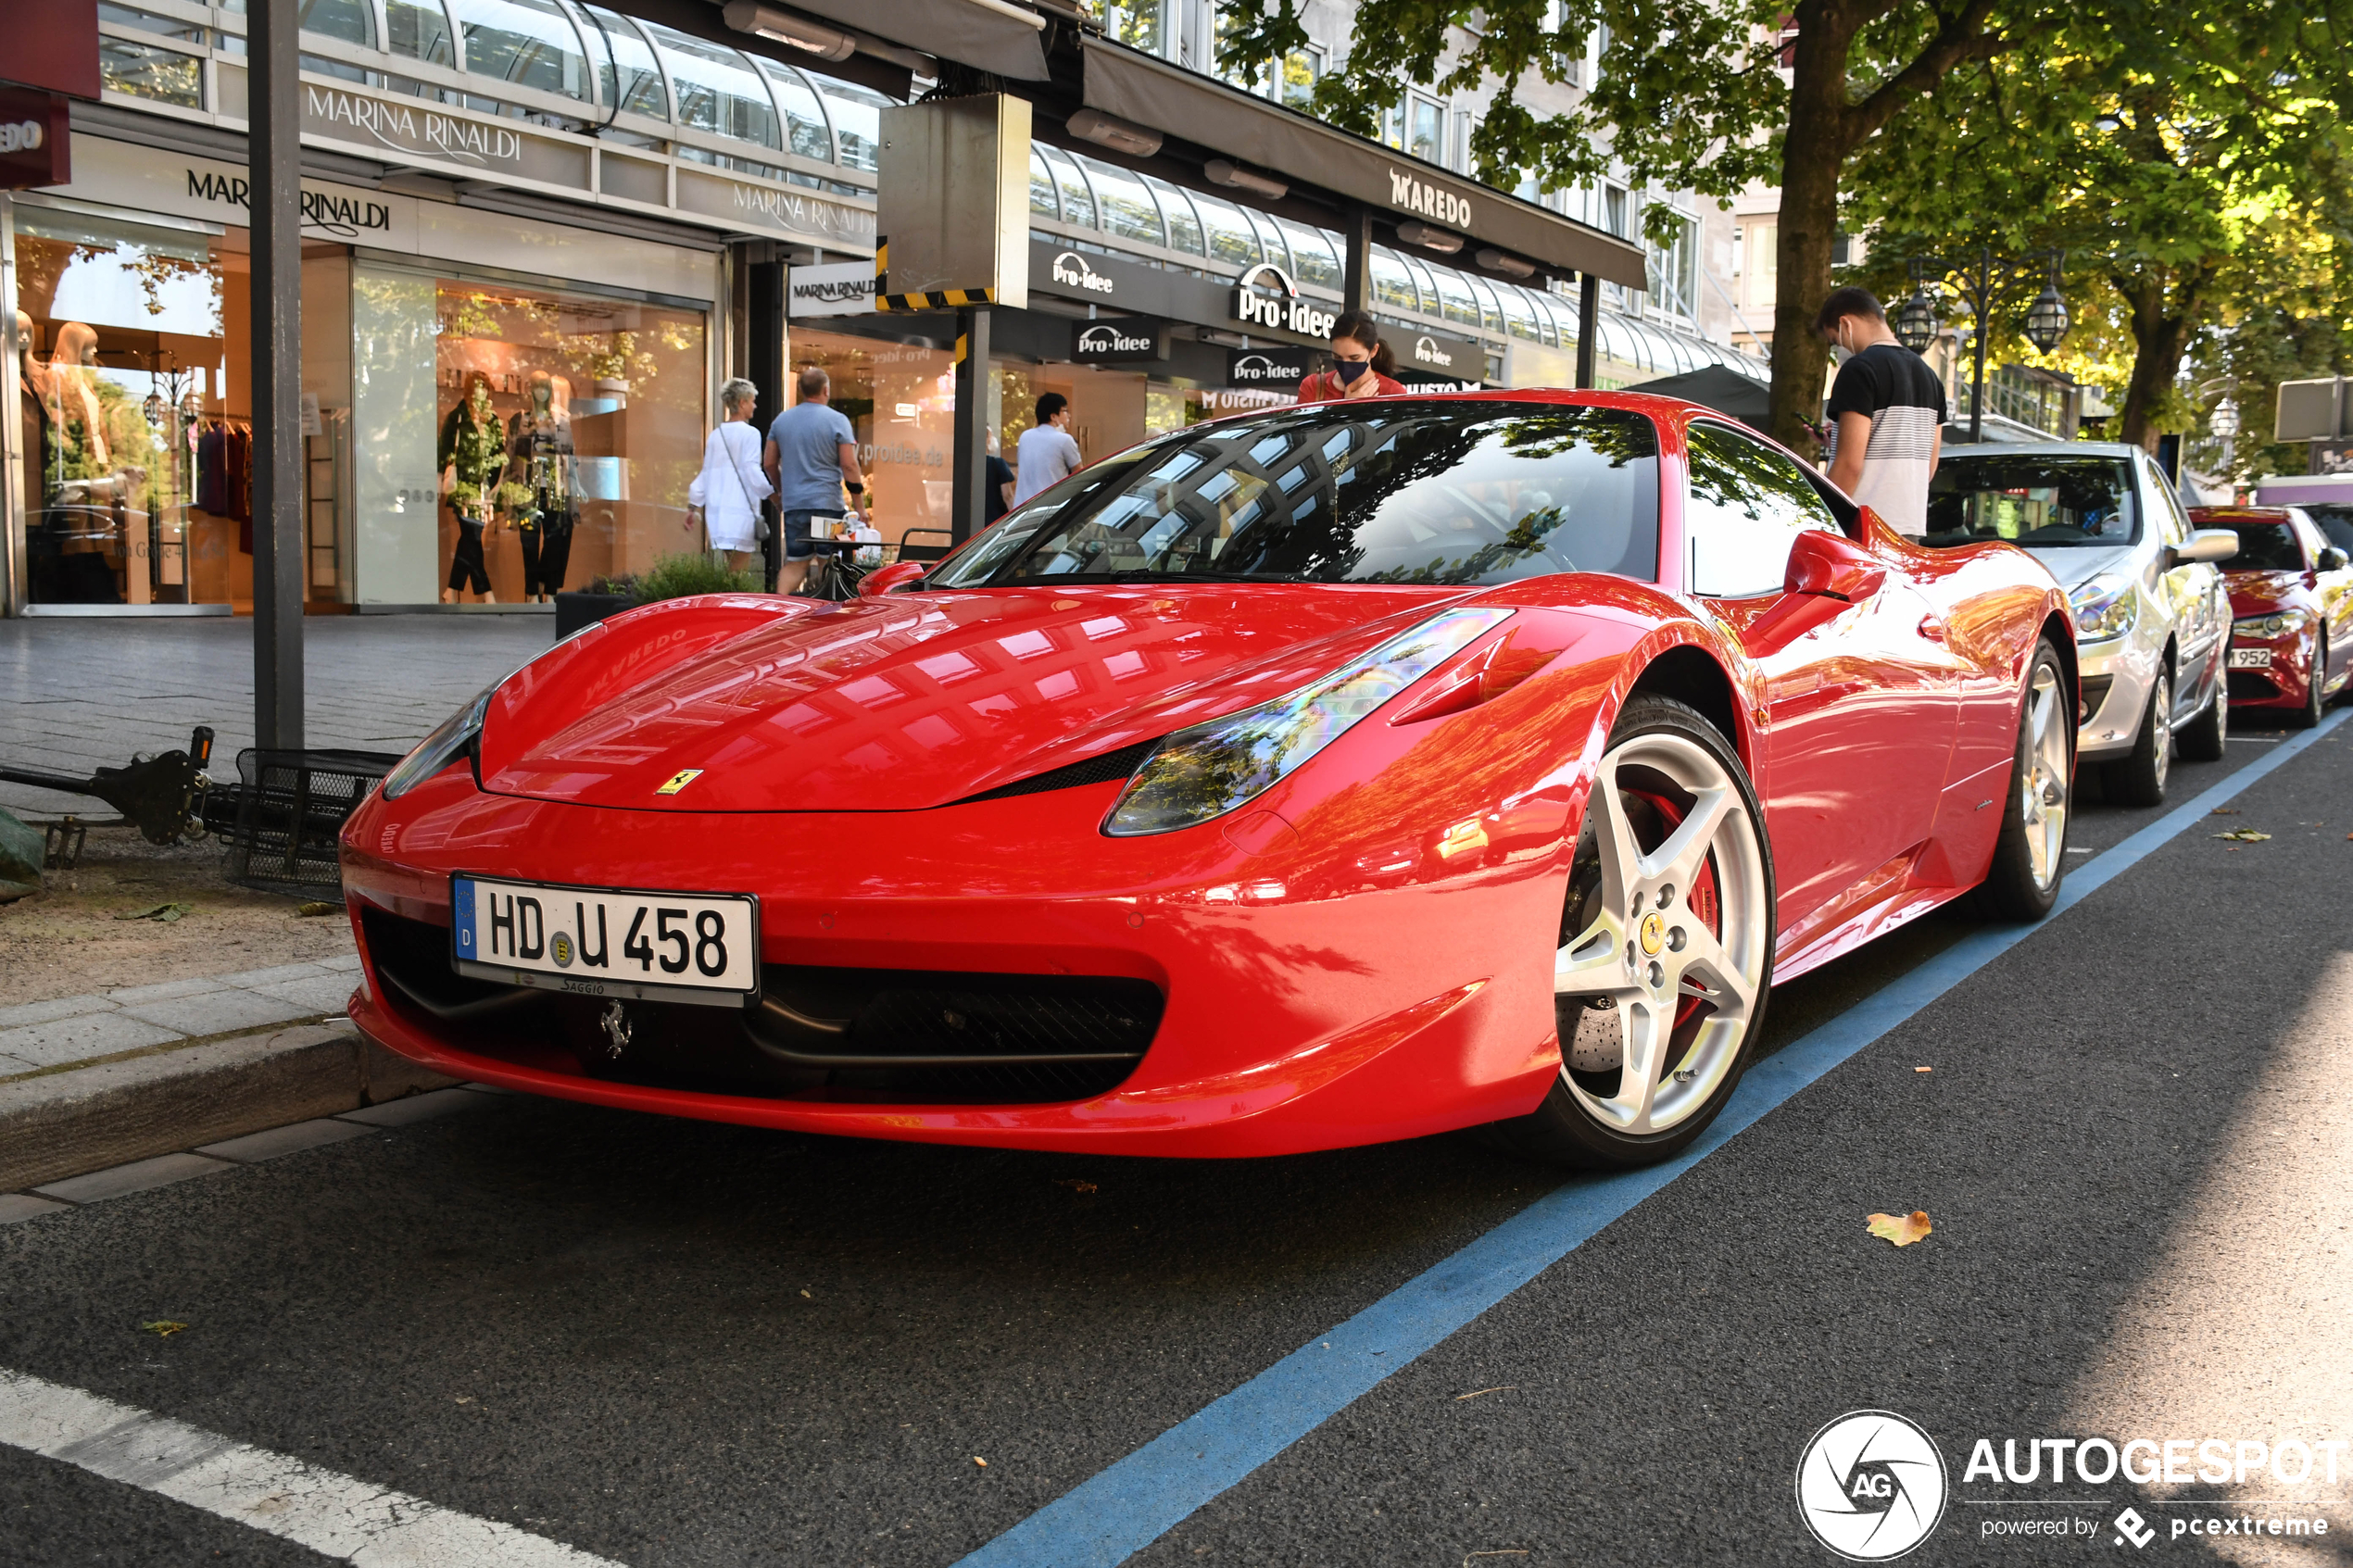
[2289,508,2353,674]
[1682,421,1956,931]
[2145,462,2224,714]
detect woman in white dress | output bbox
[688,377,773,574]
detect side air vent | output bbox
[957,739,1161,805]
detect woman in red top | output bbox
[1296,310,1408,402]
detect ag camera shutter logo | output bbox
[1795,1411,1949,1561]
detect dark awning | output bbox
[1079,41,1646,288]
[1627,364,1772,428]
[770,0,1051,78]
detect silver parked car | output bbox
[1923,443,2237,805]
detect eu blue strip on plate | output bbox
[452,878,476,959]
[955,711,2347,1568]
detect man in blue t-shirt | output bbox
[762,366,866,593]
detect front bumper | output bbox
[2072,634,2158,760]
[2222,632,2314,709]
[340,770,1570,1157]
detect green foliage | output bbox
[628,553,761,603]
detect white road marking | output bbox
[0,1368,624,1567]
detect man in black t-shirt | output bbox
[1816,287,1947,535]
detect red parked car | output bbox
[2191,505,2353,727]
[342,394,2070,1169]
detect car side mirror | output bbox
[1784,529,1886,602]
[2171,528,2238,567]
[2320,546,2348,572]
[860,561,927,597]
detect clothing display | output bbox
[506,389,579,596]
[437,376,506,597]
[447,509,491,594]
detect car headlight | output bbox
[380,684,497,800]
[1104,608,1515,837]
[2069,574,2134,641]
[2232,611,2305,639]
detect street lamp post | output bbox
[1894,247,2069,443]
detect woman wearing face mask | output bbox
[1298,311,1406,402]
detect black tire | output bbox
[2289,638,2325,729]
[2177,668,2228,760]
[2101,666,2172,808]
[1483,694,1777,1170]
[1978,638,2071,922]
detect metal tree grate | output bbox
[209,748,403,896]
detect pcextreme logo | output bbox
[1795,1411,1949,1562]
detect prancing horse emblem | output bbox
[600,1000,632,1058]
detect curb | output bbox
[0,1022,456,1193]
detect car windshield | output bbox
[2299,504,2353,556]
[2221,521,2305,571]
[927,401,1660,588]
[1922,456,2139,547]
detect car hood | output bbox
[2226,571,2310,616]
[2021,544,2138,592]
[478,585,1473,812]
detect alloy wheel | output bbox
[1553,731,1770,1136]
[2150,671,2172,794]
[2020,662,2070,891]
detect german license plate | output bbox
[2229,647,2273,669]
[451,875,759,1009]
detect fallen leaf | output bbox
[1454,1386,1516,1401]
[114,902,195,922]
[2214,828,2271,842]
[296,901,338,917]
[1915,1066,1932,1073]
[974,1457,988,1468]
[455,1396,474,1405]
[1867,1210,1932,1247]
[799,1289,811,1298]
[1056,1178,1100,1194]
[140,1321,188,1337]
[2211,807,2240,815]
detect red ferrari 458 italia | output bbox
[342,393,2072,1167]
[2190,504,2353,727]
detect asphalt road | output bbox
[4,712,2348,1568]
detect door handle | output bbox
[1917,615,1946,642]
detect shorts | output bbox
[782,509,844,561]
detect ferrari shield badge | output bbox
[655,769,704,797]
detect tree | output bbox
[1219,0,2038,452]
[1841,0,2351,450]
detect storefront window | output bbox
[1082,156,1165,248]
[13,209,223,605]
[1030,149,1062,221]
[645,23,780,149]
[298,0,377,47]
[757,59,835,165]
[787,330,952,548]
[1370,246,1418,314]
[1245,208,1290,273]
[387,0,458,65]
[823,81,891,173]
[99,36,204,107]
[102,3,210,47]
[397,281,707,603]
[1145,175,1203,256]
[454,0,589,98]
[1497,283,1542,343]
[1039,145,1096,230]
[583,5,666,118]
[1193,190,1261,268]
[1277,218,1340,289]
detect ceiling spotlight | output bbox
[722,1,855,61]
[1396,220,1465,254]
[1067,108,1163,159]
[1474,246,1534,278]
[1204,158,1289,200]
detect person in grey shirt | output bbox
[1012,393,1084,508]
[762,366,866,594]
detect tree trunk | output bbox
[1767,2,1860,457]
[2113,269,2202,451]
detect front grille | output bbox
[359,907,1157,1105]
[2229,671,2284,703]
[957,740,1160,805]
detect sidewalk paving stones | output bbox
[0,1012,186,1072]
[33,1151,234,1204]
[0,1194,72,1224]
[336,1087,491,1128]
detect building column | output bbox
[746,255,785,589]
[1575,272,1599,391]
[250,0,304,748]
[1340,205,1372,317]
[950,306,991,546]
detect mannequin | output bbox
[47,321,110,476]
[506,370,576,602]
[437,370,503,603]
[15,312,52,539]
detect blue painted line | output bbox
[956,713,2347,1568]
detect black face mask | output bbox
[1335,358,1375,384]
